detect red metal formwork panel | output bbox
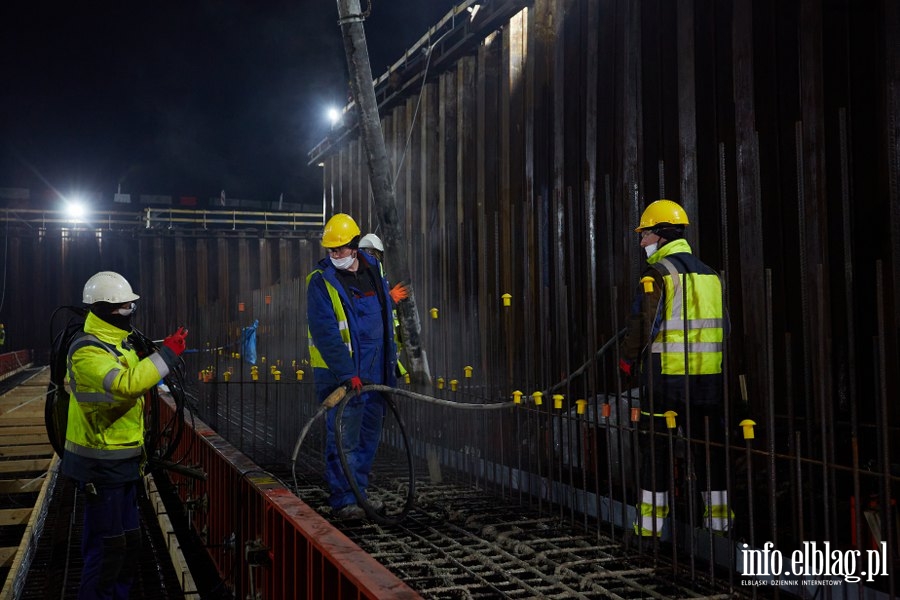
[159,397,420,599]
[0,350,33,379]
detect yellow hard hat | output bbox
[635,199,690,232]
[321,213,361,248]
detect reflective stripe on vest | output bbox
[68,334,122,403]
[64,439,142,460]
[701,490,733,532]
[306,270,352,368]
[635,489,669,536]
[650,258,723,375]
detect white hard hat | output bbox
[82,271,140,304]
[358,233,384,253]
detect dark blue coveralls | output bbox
[306,252,397,510]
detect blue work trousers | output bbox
[79,481,141,600]
[324,391,386,509]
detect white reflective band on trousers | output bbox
[636,489,670,536]
[701,490,731,532]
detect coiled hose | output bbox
[290,327,625,526]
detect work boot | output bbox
[334,504,366,519]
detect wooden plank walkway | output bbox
[0,366,196,599]
[0,366,54,593]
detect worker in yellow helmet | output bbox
[306,214,397,519]
[620,200,732,541]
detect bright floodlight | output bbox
[327,107,341,126]
[65,199,87,221]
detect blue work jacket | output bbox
[306,251,398,398]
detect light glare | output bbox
[65,199,87,221]
[327,107,341,126]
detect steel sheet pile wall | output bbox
[0,228,318,362]
[311,0,900,589]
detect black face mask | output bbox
[91,302,134,332]
[653,226,685,242]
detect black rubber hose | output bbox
[291,324,622,525]
[129,327,188,462]
[335,390,415,526]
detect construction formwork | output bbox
[157,395,420,600]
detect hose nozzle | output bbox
[323,384,349,409]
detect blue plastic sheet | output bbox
[241,319,259,366]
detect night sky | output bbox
[0,1,458,209]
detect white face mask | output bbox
[330,254,355,270]
[644,243,658,258]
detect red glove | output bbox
[346,376,363,393]
[389,283,409,303]
[619,358,633,377]
[163,327,188,356]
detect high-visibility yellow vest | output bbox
[650,249,724,376]
[65,312,166,461]
[306,270,352,368]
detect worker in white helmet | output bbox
[358,233,408,378]
[64,271,188,598]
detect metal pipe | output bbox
[875,261,896,599]
[816,263,832,546]
[745,427,756,552]
[721,269,735,594]
[666,423,677,569]
[703,417,714,583]
[765,270,777,561]
[335,0,430,385]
